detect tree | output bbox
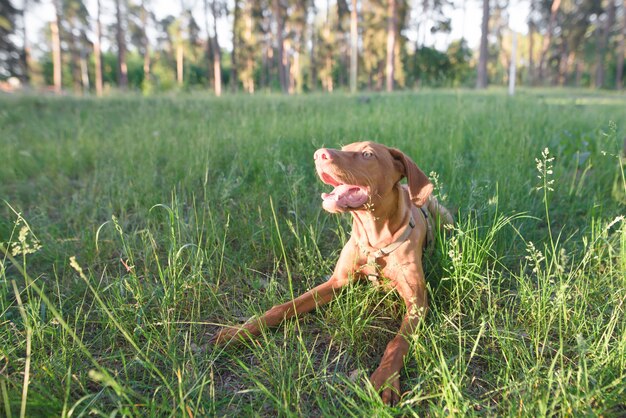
[350,0,358,92]
[526,0,602,87]
[617,0,626,89]
[174,17,183,86]
[308,1,317,90]
[385,0,396,91]
[537,0,561,82]
[555,0,601,86]
[115,0,128,89]
[476,0,489,88]
[19,0,626,93]
[315,2,339,92]
[284,0,308,93]
[446,38,472,85]
[204,0,223,96]
[274,0,288,92]
[20,0,41,84]
[0,0,21,79]
[126,0,153,88]
[362,0,388,89]
[141,0,151,85]
[595,0,616,88]
[231,0,240,91]
[51,0,62,93]
[61,0,91,93]
[233,0,258,92]
[527,0,540,84]
[94,0,103,95]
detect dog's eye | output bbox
[362,151,373,159]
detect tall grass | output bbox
[1,90,625,416]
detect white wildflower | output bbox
[525,241,545,274]
[536,147,555,192]
[429,171,447,202]
[448,235,462,265]
[10,225,42,256]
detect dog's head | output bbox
[314,141,433,213]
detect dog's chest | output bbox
[355,254,394,288]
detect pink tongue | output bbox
[321,185,368,208]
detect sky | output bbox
[22,0,530,57]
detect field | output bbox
[1,90,625,417]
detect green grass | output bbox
[0,89,625,416]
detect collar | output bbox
[355,214,416,259]
[356,204,436,284]
[355,213,415,285]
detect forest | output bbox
[1,0,625,94]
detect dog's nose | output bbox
[314,148,333,161]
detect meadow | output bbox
[0,90,625,417]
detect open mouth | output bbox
[320,172,340,187]
[318,171,369,210]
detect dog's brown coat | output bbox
[213,141,453,404]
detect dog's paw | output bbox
[370,367,401,405]
[210,326,240,346]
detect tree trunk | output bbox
[575,59,583,86]
[290,7,306,94]
[68,20,82,93]
[338,43,346,87]
[21,0,30,84]
[528,22,535,85]
[274,0,288,92]
[204,0,213,86]
[557,42,568,86]
[246,57,255,93]
[595,0,616,88]
[177,0,184,87]
[177,39,184,86]
[476,0,489,88]
[51,2,62,94]
[261,43,268,89]
[231,0,240,92]
[310,22,317,90]
[115,0,128,89]
[141,0,151,84]
[350,0,358,93]
[538,0,561,82]
[94,0,103,96]
[211,1,222,96]
[564,51,575,86]
[324,54,334,92]
[80,48,90,92]
[204,0,222,95]
[290,49,301,93]
[243,10,254,93]
[385,0,396,91]
[617,0,626,89]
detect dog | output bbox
[213,141,453,404]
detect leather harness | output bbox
[355,207,432,284]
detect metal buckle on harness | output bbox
[361,214,416,286]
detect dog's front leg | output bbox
[212,241,359,346]
[212,278,346,345]
[370,261,427,405]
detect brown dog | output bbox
[213,141,453,404]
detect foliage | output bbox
[4,0,625,92]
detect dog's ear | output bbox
[389,147,433,207]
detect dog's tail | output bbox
[426,195,454,228]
